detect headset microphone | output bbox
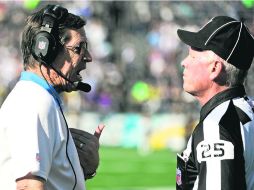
[41,59,91,93]
[53,67,91,92]
[74,81,91,92]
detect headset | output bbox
[32,5,78,190]
[31,5,68,65]
[31,5,91,93]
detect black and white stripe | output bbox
[181,86,254,190]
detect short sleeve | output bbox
[6,101,54,181]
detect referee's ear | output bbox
[209,57,224,82]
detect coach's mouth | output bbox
[77,71,82,81]
[76,67,86,81]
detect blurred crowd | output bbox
[0,1,254,116]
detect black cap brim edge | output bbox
[177,29,205,50]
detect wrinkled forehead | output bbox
[66,28,87,45]
[189,47,217,60]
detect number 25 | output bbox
[202,143,225,158]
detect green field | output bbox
[86,146,176,190]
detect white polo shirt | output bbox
[0,71,85,190]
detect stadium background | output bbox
[0,1,253,189]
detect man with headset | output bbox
[0,4,104,190]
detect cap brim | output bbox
[177,29,205,50]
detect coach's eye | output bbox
[73,46,82,54]
[66,42,88,55]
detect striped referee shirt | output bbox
[176,85,254,190]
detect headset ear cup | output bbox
[32,31,58,64]
[31,5,68,65]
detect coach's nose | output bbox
[83,49,92,63]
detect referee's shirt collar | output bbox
[19,71,62,105]
[200,85,246,122]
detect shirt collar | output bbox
[19,71,62,105]
[200,85,246,122]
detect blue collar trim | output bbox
[19,71,62,105]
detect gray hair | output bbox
[215,56,248,87]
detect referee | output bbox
[176,16,254,190]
